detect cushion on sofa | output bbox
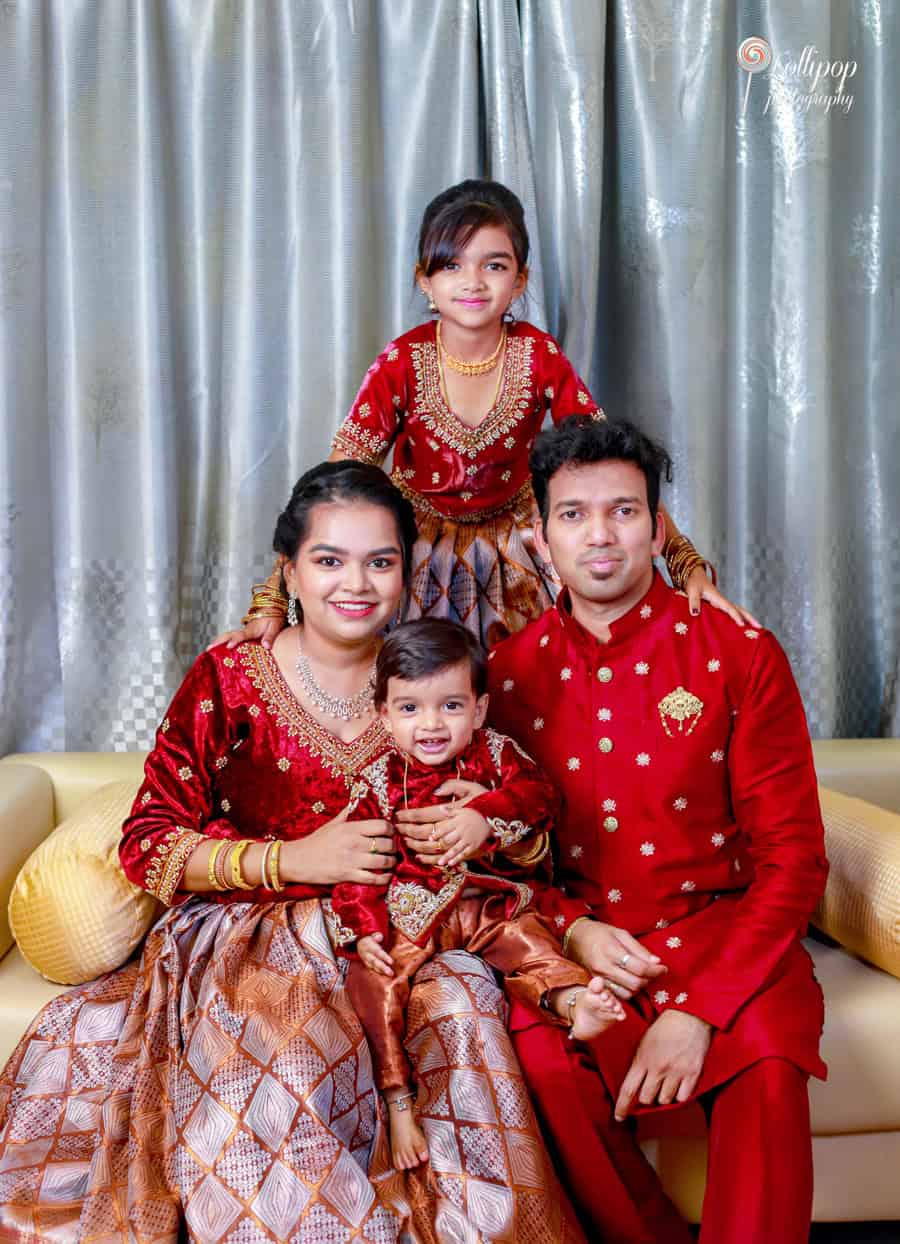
[8,781,160,985]
[814,786,900,980]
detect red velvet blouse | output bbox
[331,320,602,522]
[119,642,391,907]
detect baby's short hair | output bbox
[374,619,488,706]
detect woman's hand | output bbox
[281,804,395,886]
[395,780,491,867]
[357,933,394,976]
[207,615,285,651]
[684,567,761,628]
[566,919,667,1000]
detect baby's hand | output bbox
[357,933,394,976]
[435,807,492,868]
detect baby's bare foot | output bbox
[387,1100,430,1170]
[570,977,626,1041]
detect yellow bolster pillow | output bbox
[814,785,900,981]
[8,781,160,985]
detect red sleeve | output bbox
[680,635,829,1029]
[329,785,391,951]
[467,732,560,854]
[542,338,604,423]
[119,651,239,906]
[529,884,594,935]
[331,339,407,465]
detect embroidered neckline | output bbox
[409,329,535,460]
[237,643,389,781]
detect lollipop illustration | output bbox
[737,36,772,116]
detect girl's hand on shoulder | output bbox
[207,615,285,651]
[685,567,761,629]
[281,805,396,886]
[357,933,394,976]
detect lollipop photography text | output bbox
[738,36,857,116]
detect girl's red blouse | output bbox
[331,320,602,523]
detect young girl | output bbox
[239,179,754,647]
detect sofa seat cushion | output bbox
[8,781,160,986]
[808,936,900,1134]
[0,946,72,1067]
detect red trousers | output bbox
[512,1021,813,1244]
[346,893,588,1090]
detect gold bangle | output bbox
[561,914,594,957]
[268,839,284,892]
[260,841,274,890]
[229,840,254,890]
[207,840,228,891]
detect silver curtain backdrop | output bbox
[1,0,897,752]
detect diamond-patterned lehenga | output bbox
[0,643,584,1243]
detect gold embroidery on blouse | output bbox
[312,800,326,814]
[200,700,213,713]
[145,828,204,906]
[359,755,391,817]
[391,475,536,526]
[484,725,534,769]
[488,818,532,849]
[387,873,468,942]
[321,898,357,948]
[161,718,170,733]
[658,686,705,737]
[277,757,291,772]
[409,336,535,459]
[177,766,193,781]
[238,644,388,782]
[331,424,391,466]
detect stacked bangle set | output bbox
[661,534,717,592]
[206,839,284,892]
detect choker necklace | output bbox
[296,638,376,721]
[437,322,506,377]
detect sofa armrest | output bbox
[812,739,900,815]
[0,752,148,824]
[814,784,900,979]
[0,764,55,958]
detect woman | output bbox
[0,462,583,1243]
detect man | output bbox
[487,416,828,1243]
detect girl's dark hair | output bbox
[273,460,418,585]
[374,619,488,706]
[530,416,674,526]
[417,179,530,277]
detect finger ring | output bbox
[619,953,631,968]
[370,840,379,854]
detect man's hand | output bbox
[614,1010,713,1121]
[567,919,667,999]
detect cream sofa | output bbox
[1,742,899,1225]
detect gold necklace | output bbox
[436,336,506,422]
[437,321,507,376]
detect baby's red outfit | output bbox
[330,727,589,1090]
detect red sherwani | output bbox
[487,570,828,1242]
[332,731,588,1090]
